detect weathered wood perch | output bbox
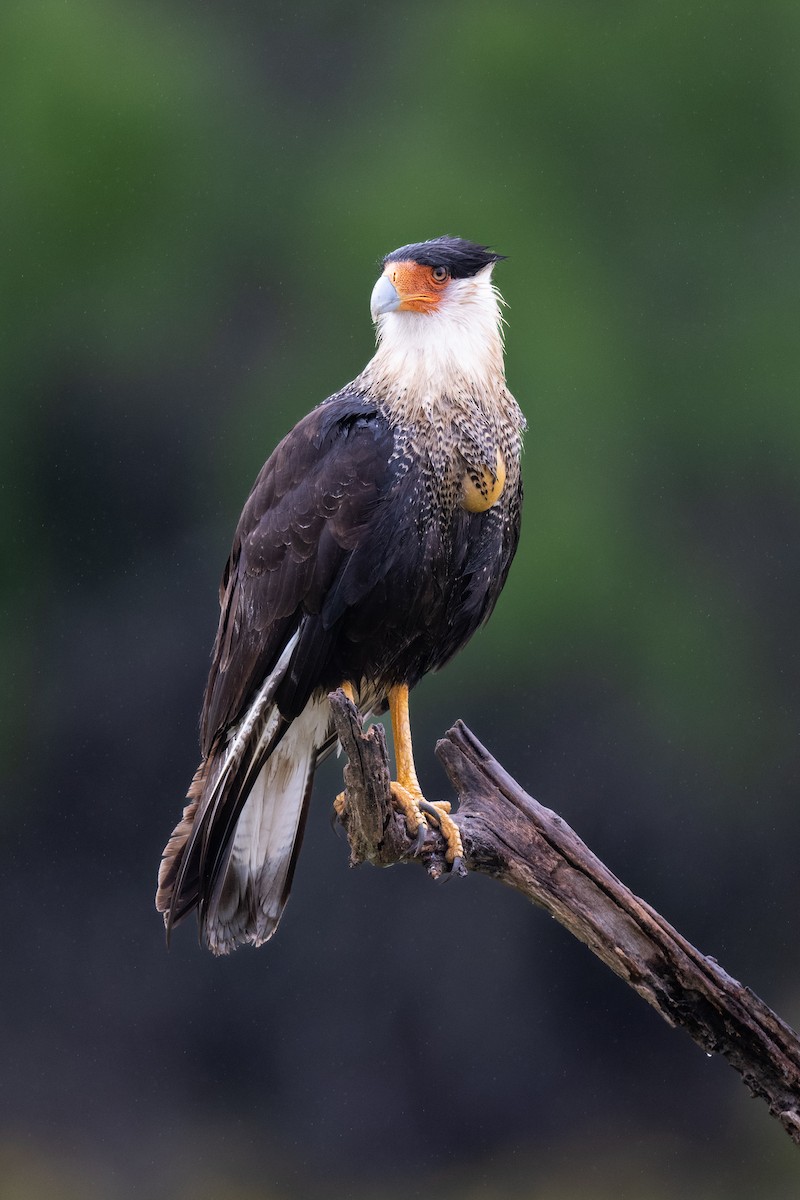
[329,688,800,1146]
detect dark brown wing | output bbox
[200,392,396,753]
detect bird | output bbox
[156,236,525,954]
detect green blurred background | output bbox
[2,0,799,1196]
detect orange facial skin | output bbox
[382,260,450,312]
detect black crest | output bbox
[383,236,505,279]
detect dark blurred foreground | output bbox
[2,2,799,1196]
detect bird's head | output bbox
[371,236,505,322]
[368,237,507,395]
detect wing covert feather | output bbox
[200,395,395,751]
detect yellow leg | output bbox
[389,684,422,799]
[388,684,464,864]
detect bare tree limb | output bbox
[329,689,800,1146]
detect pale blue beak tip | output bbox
[370,274,401,321]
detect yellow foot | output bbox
[419,799,464,865]
[390,783,463,866]
[390,781,426,839]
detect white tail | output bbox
[203,694,331,953]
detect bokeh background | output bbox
[3,1,800,1196]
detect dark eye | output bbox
[431,265,449,283]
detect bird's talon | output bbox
[411,820,428,855]
[418,798,463,864]
[390,780,431,853]
[399,820,428,859]
[435,853,464,880]
[420,799,452,818]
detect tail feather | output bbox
[194,701,286,921]
[155,759,208,921]
[203,702,327,952]
[156,631,337,952]
[157,691,287,943]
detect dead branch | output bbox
[329,689,800,1146]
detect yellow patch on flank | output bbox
[461,449,506,513]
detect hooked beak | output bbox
[370,273,401,321]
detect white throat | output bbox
[360,265,506,404]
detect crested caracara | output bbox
[156,236,525,954]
